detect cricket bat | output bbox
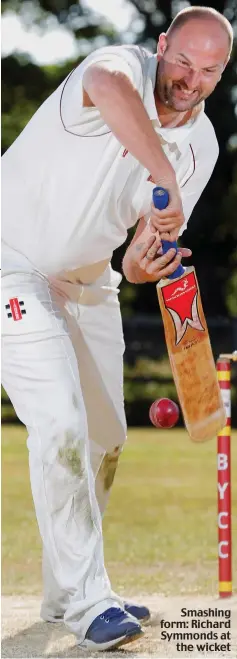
[153,186,226,442]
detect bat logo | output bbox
[167,292,205,345]
[170,279,189,296]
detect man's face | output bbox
[156,20,229,112]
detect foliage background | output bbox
[2,0,237,424]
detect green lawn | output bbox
[2,425,237,596]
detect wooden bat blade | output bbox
[157,267,226,442]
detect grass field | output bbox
[2,425,237,597]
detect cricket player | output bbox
[1,6,233,651]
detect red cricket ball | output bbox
[149,398,179,429]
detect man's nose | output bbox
[184,68,201,89]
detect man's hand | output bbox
[144,176,185,240]
[149,199,185,241]
[123,230,191,284]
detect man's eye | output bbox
[205,68,216,74]
[178,60,189,67]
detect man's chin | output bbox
[168,96,200,112]
[169,88,201,112]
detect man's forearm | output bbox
[83,66,175,184]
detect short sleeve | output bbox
[60,46,145,136]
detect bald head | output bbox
[167,6,233,61]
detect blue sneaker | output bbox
[42,600,151,625]
[124,601,151,624]
[78,606,143,651]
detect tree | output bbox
[1,0,237,318]
[1,0,118,152]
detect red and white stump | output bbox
[216,351,237,598]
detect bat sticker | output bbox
[170,279,189,296]
[161,272,205,345]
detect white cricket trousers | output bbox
[1,248,127,642]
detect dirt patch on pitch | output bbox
[2,594,237,658]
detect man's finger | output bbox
[177,247,192,257]
[147,253,182,277]
[160,232,172,242]
[152,216,181,226]
[151,205,180,219]
[145,249,178,273]
[154,218,183,228]
[152,223,180,233]
[145,239,162,260]
[135,234,156,260]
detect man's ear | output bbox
[157,33,168,58]
[222,54,230,73]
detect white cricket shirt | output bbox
[2,45,219,277]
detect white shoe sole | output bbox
[78,629,144,651]
[43,614,150,625]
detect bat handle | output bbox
[152,186,185,280]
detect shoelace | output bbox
[99,607,128,624]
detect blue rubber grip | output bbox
[152,186,185,279]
